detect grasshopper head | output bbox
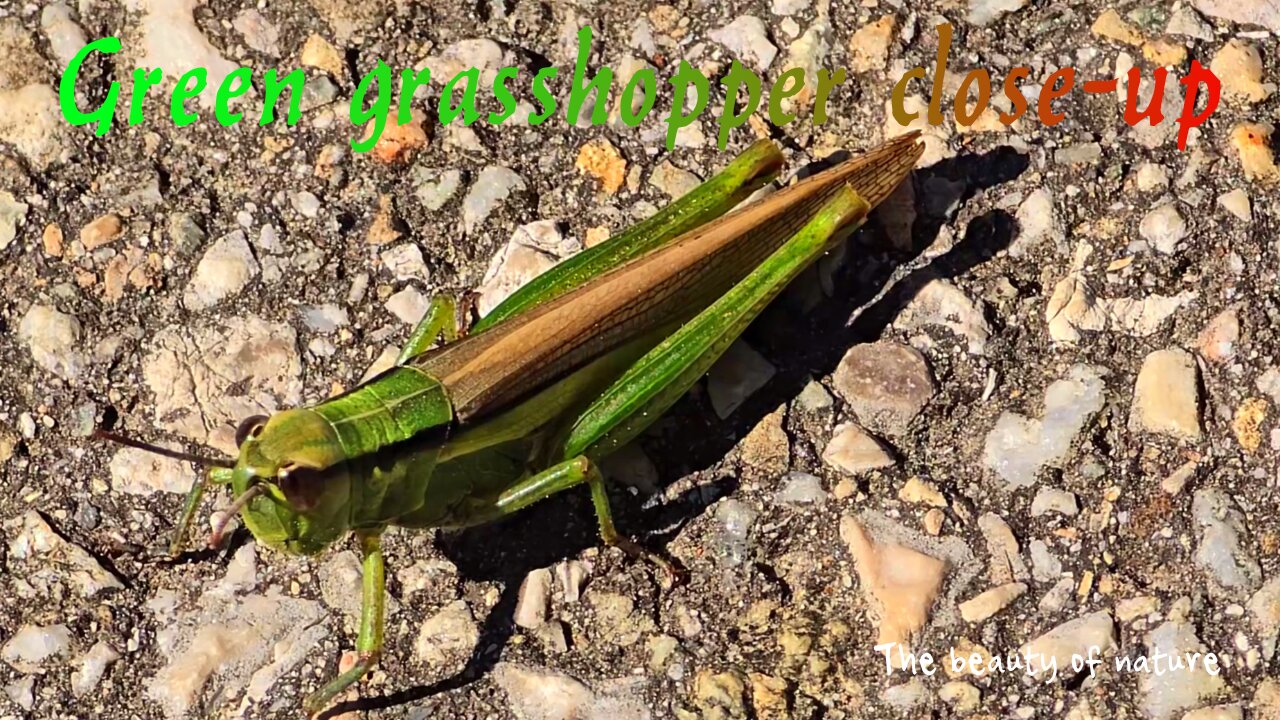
[227,409,352,555]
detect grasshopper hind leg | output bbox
[494,456,685,587]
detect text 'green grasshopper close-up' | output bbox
[101,132,922,715]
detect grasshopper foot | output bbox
[610,535,688,590]
[304,650,378,717]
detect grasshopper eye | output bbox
[235,415,269,447]
[277,463,325,511]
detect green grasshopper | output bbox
[99,132,921,714]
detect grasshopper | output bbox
[100,132,922,714]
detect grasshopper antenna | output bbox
[208,484,266,549]
[93,429,235,469]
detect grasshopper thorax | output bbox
[229,409,353,555]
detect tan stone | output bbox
[898,477,946,507]
[1231,123,1279,184]
[840,516,946,666]
[1130,348,1201,441]
[849,16,895,73]
[364,111,428,165]
[300,34,344,78]
[42,223,63,257]
[1211,41,1273,104]
[958,582,1027,623]
[1196,309,1239,364]
[80,213,122,250]
[1091,9,1144,46]
[575,139,626,195]
[1232,397,1268,453]
[1142,39,1187,66]
[822,423,895,475]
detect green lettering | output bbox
[665,61,708,150]
[261,68,304,126]
[768,68,805,125]
[171,68,207,127]
[215,67,253,126]
[440,68,481,126]
[620,68,656,127]
[398,67,430,124]
[530,67,558,125]
[350,61,393,152]
[59,36,121,137]
[130,67,163,127]
[717,60,761,149]
[567,26,612,125]
[813,68,847,125]
[489,67,519,124]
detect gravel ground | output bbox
[2,0,1279,718]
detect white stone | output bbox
[709,16,778,71]
[18,304,87,382]
[1018,611,1116,680]
[1139,204,1189,255]
[5,510,123,598]
[109,445,192,496]
[982,365,1107,487]
[1031,487,1080,516]
[416,600,480,667]
[1,624,73,673]
[183,231,260,310]
[1138,620,1226,720]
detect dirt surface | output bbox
[2,0,1279,718]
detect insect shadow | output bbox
[325,144,1027,718]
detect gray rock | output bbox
[1248,577,1280,660]
[319,550,399,630]
[183,231,260,310]
[1192,0,1280,32]
[40,3,88,68]
[5,510,123,598]
[968,0,1030,26]
[463,166,526,234]
[1166,5,1214,39]
[18,304,88,382]
[386,287,430,325]
[894,279,991,354]
[515,568,553,629]
[649,161,701,199]
[707,340,776,419]
[1138,620,1226,720]
[71,642,121,697]
[0,85,71,170]
[709,16,778,71]
[1031,488,1080,517]
[1030,539,1064,582]
[982,365,1107,488]
[301,304,350,334]
[476,220,577,317]
[1,624,73,673]
[1192,489,1261,596]
[380,243,430,281]
[832,341,936,436]
[493,662,650,720]
[141,316,302,454]
[1018,611,1116,680]
[1010,188,1063,257]
[882,677,931,711]
[1139,204,1189,255]
[109,445,192,496]
[415,599,479,668]
[712,498,758,568]
[774,472,828,507]
[0,189,26,250]
[5,675,34,711]
[146,545,328,718]
[232,9,280,55]
[414,168,464,211]
[796,379,833,412]
[290,190,321,218]
[771,0,810,16]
